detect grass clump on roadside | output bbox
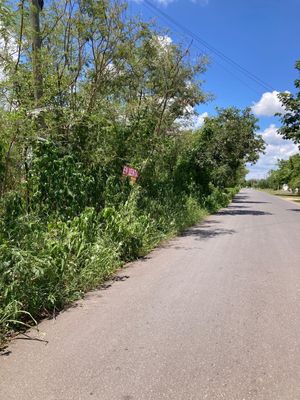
[258,189,300,204]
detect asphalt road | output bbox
[1,189,300,400]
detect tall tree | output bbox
[277,60,300,147]
[192,107,265,188]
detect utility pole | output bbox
[27,1,44,212]
[30,0,44,106]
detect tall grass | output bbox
[0,186,238,343]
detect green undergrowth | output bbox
[0,186,238,344]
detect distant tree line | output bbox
[247,154,300,192]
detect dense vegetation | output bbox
[247,153,300,191]
[0,0,264,341]
[277,61,300,146]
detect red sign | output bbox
[122,166,139,178]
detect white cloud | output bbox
[260,123,284,146]
[0,34,7,81]
[176,109,208,130]
[192,111,208,129]
[153,35,173,57]
[0,25,18,82]
[251,90,287,117]
[247,124,299,179]
[156,35,172,48]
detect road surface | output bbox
[1,189,300,400]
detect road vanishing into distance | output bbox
[1,189,300,400]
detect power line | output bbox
[143,0,275,93]
[142,2,262,95]
[144,0,273,91]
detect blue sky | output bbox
[129,0,300,179]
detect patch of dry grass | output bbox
[261,189,300,204]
